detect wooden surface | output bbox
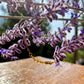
[0,56,84,84]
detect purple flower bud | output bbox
[24,0,33,11]
[2,54,7,58]
[51,13,58,19]
[58,27,61,33]
[80,28,84,34]
[6,53,12,58]
[60,47,67,52]
[18,39,23,44]
[54,56,59,63]
[70,18,78,27]
[8,50,15,55]
[11,56,19,61]
[25,38,31,46]
[63,27,72,32]
[59,10,65,16]
[8,44,18,50]
[55,46,59,51]
[55,2,60,8]
[55,62,60,67]
[24,20,28,26]
[67,40,70,45]
[74,3,79,8]
[0,48,7,54]
[14,48,21,54]
[27,11,34,15]
[79,41,84,48]
[50,43,55,47]
[18,40,26,49]
[14,30,22,38]
[40,42,45,46]
[44,5,50,11]
[70,41,75,44]
[61,41,66,47]
[0,40,5,45]
[55,35,61,41]
[33,31,45,36]
[6,29,10,34]
[69,48,74,52]
[21,29,27,35]
[36,13,40,17]
[5,36,11,42]
[46,16,52,22]
[65,49,72,54]
[67,28,72,32]
[8,34,15,40]
[59,53,66,59]
[54,51,58,56]
[0,48,9,54]
[1,33,6,40]
[74,44,80,48]
[20,44,26,49]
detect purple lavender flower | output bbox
[8,50,15,55]
[65,49,72,54]
[8,44,18,50]
[61,41,66,47]
[63,27,72,32]
[70,14,78,27]
[33,31,45,36]
[55,62,60,67]
[0,40,5,45]
[74,3,80,8]
[71,35,76,41]
[27,11,34,15]
[51,13,58,19]
[80,28,84,34]
[59,10,68,16]
[55,46,59,52]
[5,36,11,42]
[5,30,15,40]
[44,5,50,11]
[54,45,66,65]
[24,0,33,12]
[36,13,40,17]
[55,34,61,41]
[21,28,27,35]
[60,47,67,52]
[59,53,66,59]
[46,16,52,22]
[0,48,16,59]
[0,48,9,54]
[14,48,22,54]
[11,56,19,61]
[18,39,26,49]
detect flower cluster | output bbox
[0,0,84,66]
[0,48,18,61]
[53,31,84,65]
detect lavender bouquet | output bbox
[0,0,84,66]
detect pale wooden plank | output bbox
[0,56,84,84]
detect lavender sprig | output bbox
[0,0,84,66]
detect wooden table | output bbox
[0,56,84,84]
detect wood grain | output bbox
[0,56,84,84]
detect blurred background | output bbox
[0,1,84,65]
